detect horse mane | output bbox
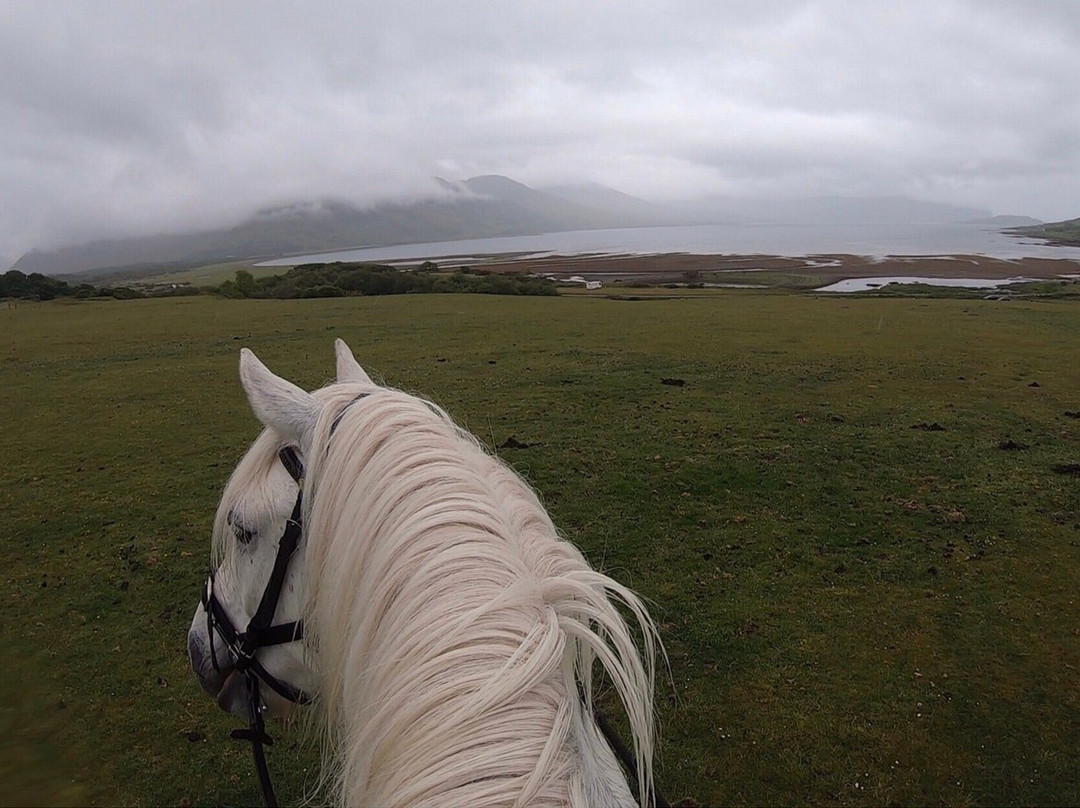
[262,382,659,806]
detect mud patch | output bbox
[500,435,540,450]
[911,421,946,431]
[998,439,1029,451]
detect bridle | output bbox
[200,445,309,808]
[199,399,668,808]
[199,394,371,805]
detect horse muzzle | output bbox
[188,611,252,718]
[189,622,300,720]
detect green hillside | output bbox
[1012,216,1080,246]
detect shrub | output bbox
[207,262,558,299]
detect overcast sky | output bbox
[2,1,1078,266]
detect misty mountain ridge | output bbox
[963,214,1043,227]
[16,176,1019,275]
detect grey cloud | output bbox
[2,0,1079,266]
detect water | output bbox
[817,276,1038,293]
[257,221,1080,266]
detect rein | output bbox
[202,395,665,807]
[592,699,670,808]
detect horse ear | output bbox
[334,339,373,385]
[239,349,318,444]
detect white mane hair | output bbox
[212,345,662,807]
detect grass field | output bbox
[137,260,284,287]
[2,292,1079,806]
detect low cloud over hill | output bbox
[16,176,999,276]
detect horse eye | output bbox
[227,508,256,544]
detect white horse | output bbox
[188,339,661,807]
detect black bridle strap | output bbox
[592,703,670,808]
[229,673,280,808]
[329,392,370,437]
[277,446,304,486]
[201,575,309,705]
[578,682,669,808]
[245,485,303,644]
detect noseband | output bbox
[201,445,309,808]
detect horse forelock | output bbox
[210,427,291,571]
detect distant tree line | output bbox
[212,262,558,299]
[1,269,200,301]
[2,261,558,303]
[1,270,75,300]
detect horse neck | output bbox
[301,397,649,807]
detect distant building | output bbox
[558,275,602,290]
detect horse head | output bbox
[187,339,374,719]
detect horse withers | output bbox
[188,339,662,807]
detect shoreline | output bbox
[468,251,1080,286]
[136,250,1080,291]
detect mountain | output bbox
[964,215,1042,227]
[542,182,681,226]
[15,176,1017,276]
[453,175,626,232]
[15,176,655,276]
[1009,216,1080,246]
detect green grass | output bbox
[133,260,272,287]
[2,293,1079,806]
